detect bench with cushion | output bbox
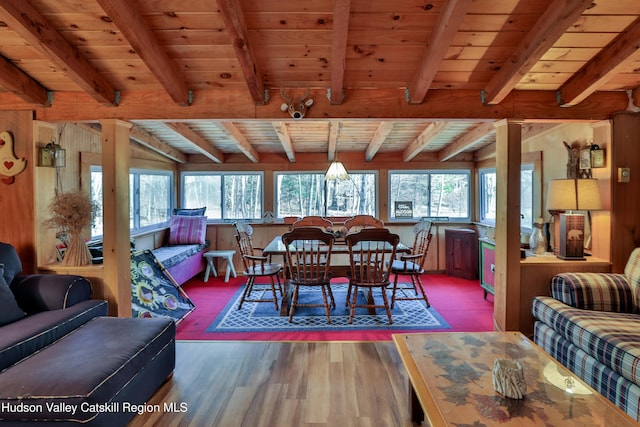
[150,208,209,285]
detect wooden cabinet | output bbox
[445,228,478,280]
[479,238,495,298]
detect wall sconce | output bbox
[38,140,66,168]
[547,178,602,260]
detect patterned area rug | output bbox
[207,283,450,332]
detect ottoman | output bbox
[0,317,175,426]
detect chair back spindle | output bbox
[282,227,335,322]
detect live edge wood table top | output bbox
[392,332,638,427]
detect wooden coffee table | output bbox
[392,331,638,426]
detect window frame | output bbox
[273,170,378,219]
[387,169,472,222]
[180,171,264,222]
[478,164,535,232]
[89,166,174,239]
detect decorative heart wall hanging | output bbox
[0,131,27,185]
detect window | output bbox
[479,169,497,223]
[478,165,534,231]
[389,170,470,221]
[90,167,173,238]
[275,172,376,218]
[181,172,263,220]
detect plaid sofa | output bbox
[532,248,640,421]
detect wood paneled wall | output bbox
[611,113,640,271]
[0,111,35,272]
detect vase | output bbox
[63,232,93,266]
[529,218,547,255]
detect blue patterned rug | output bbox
[207,283,451,332]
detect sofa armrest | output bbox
[10,274,93,314]
[551,272,633,313]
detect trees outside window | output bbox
[181,172,263,220]
[89,167,173,238]
[275,172,376,218]
[479,165,534,231]
[389,171,470,221]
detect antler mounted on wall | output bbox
[280,87,313,120]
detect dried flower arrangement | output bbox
[44,190,96,266]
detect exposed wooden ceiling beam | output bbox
[219,122,259,163]
[481,0,594,106]
[0,56,49,105]
[0,0,117,105]
[96,0,191,106]
[473,123,564,161]
[558,17,640,107]
[327,121,341,162]
[438,122,495,161]
[20,89,628,122]
[365,122,395,161]
[403,122,449,162]
[329,0,351,105]
[474,142,496,162]
[165,123,224,163]
[407,0,473,104]
[217,0,266,104]
[632,87,640,107]
[272,122,295,162]
[130,125,189,163]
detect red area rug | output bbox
[176,273,494,341]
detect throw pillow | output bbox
[0,266,26,326]
[173,207,206,216]
[0,241,22,284]
[168,215,207,245]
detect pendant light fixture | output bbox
[325,122,349,181]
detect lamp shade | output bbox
[546,179,602,211]
[325,161,349,181]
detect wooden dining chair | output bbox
[235,230,283,310]
[292,216,333,230]
[282,227,335,323]
[344,215,384,234]
[390,221,433,308]
[345,228,399,324]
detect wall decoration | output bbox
[0,131,27,185]
[280,86,313,119]
[590,144,605,168]
[563,141,591,178]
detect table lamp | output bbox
[546,179,602,260]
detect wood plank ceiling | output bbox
[1,0,640,164]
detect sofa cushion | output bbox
[0,269,25,326]
[534,321,640,421]
[532,296,640,387]
[168,215,207,245]
[0,317,175,424]
[551,272,634,313]
[624,247,640,310]
[0,299,107,371]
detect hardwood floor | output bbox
[129,340,424,427]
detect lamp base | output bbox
[557,214,585,260]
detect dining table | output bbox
[262,234,410,316]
